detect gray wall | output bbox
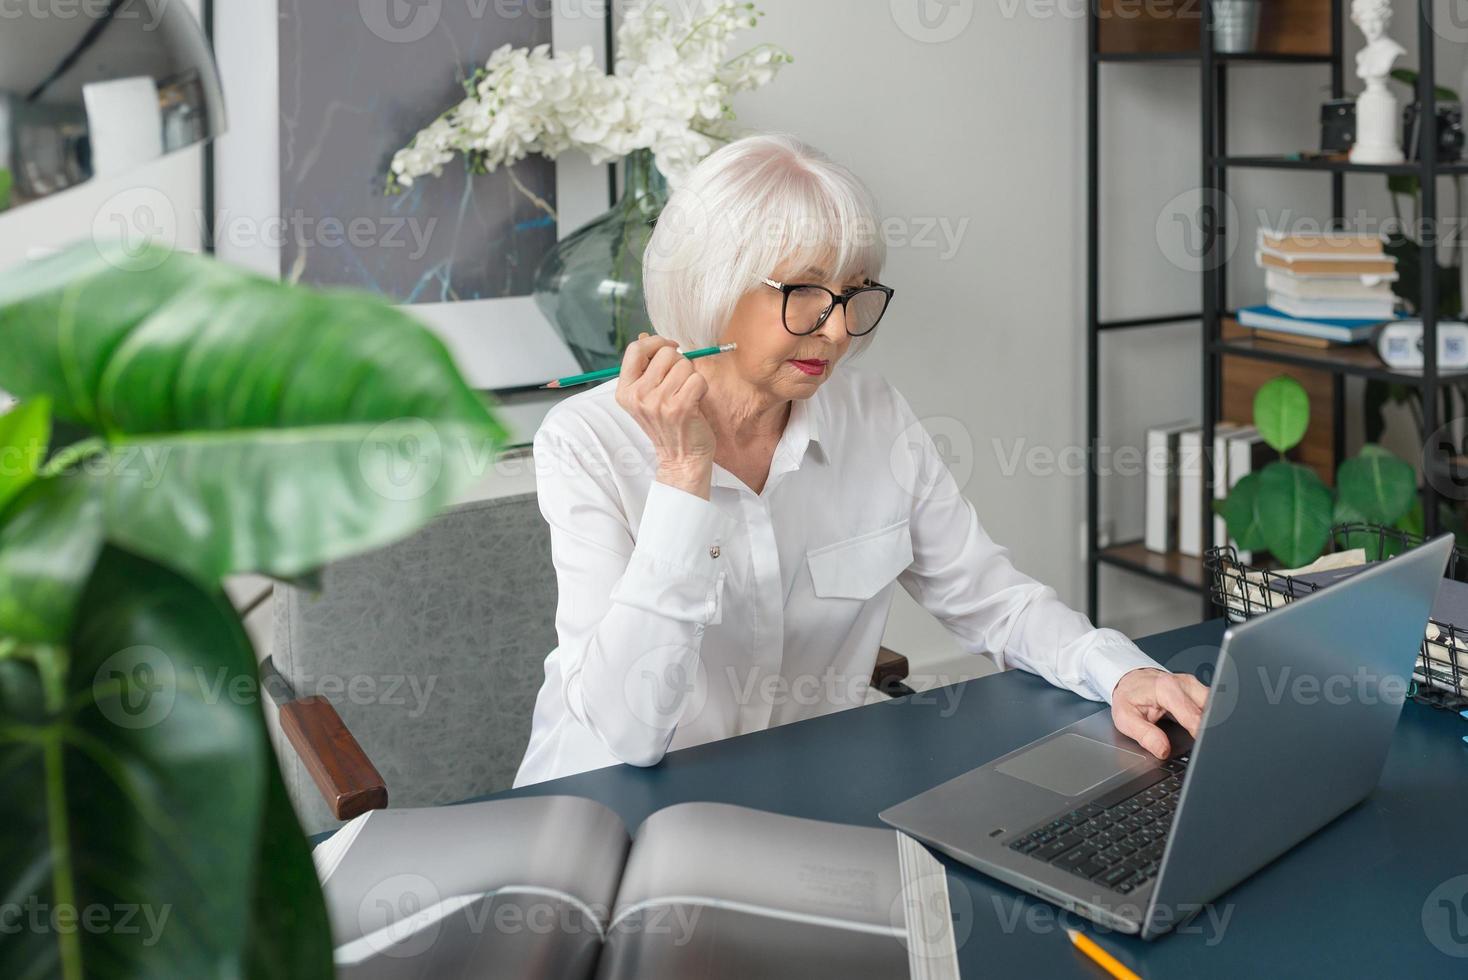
[720,1,1468,652]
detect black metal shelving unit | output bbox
[1086,0,1460,622]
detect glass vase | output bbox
[532,148,669,373]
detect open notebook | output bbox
[314,796,961,980]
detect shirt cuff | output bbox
[610,481,739,626]
[1082,629,1168,703]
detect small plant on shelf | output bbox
[1216,375,1420,566]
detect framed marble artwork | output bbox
[213,1,614,413]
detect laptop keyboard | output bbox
[1006,755,1190,895]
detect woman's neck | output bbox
[699,364,790,446]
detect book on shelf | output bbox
[1224,428,1270,564]
[1178,428,1206,557]
[315,796,961,980]
[1145,420,1198,555]
[1209,422,1249,558]
[1264,268,1397,300]
[1265,292,1397,321]
[1236,305,1394,344]
[1252,328,1336,350]
[1255,250,1398,279]
[1257,228,1386,256]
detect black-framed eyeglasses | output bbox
[760,277,894,337]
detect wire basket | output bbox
[1204,523,1468,711]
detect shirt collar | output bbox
[709,388,826,493]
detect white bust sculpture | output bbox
[1350,0,1407,163]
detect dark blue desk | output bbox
[383,621,1468,976]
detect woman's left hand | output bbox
[1110,669,1209,759]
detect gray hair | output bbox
[642,133,887,355]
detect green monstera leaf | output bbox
[1337,444,1417,526]
[0,241,509,584]
[1219,470,1268,552]
[0,242,511,977]
[0,547,333,979]
[0,477,103,644]
[1257,461,1334,567]
[1253,376,1310,455]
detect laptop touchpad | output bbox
[996,734,1151,797]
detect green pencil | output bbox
[541,343,738,389]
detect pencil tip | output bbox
[542,382,560,389]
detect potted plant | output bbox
[0,241,508,978]
[1217,375,1420,566]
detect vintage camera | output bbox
[1403,101,1465,162]
[1321,99,1356,154]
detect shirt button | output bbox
[709,545,721,559]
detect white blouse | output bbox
[513,366,1163,787]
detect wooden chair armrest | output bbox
[872,646,912,696]
[277,696,388,821]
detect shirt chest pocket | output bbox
[805,518,914,601]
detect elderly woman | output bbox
[514,134,1207,787]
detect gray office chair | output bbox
[264,493,557,834]
[264,492,913,835]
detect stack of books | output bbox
[1240,228,1401,346]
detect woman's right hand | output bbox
[615,333,716,499]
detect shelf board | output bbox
[1096,541,1205,592]
[1212,332,1467,385]
[1097,312,1201,332]
[1094,52,1333,65]
[1217,154,1468,175]
[1214,52,1333,64]
[1095,51,1198,63]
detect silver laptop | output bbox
[880,534,1452,939]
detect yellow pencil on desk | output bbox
[542,343,738,389]
[1066,927,1141,980]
